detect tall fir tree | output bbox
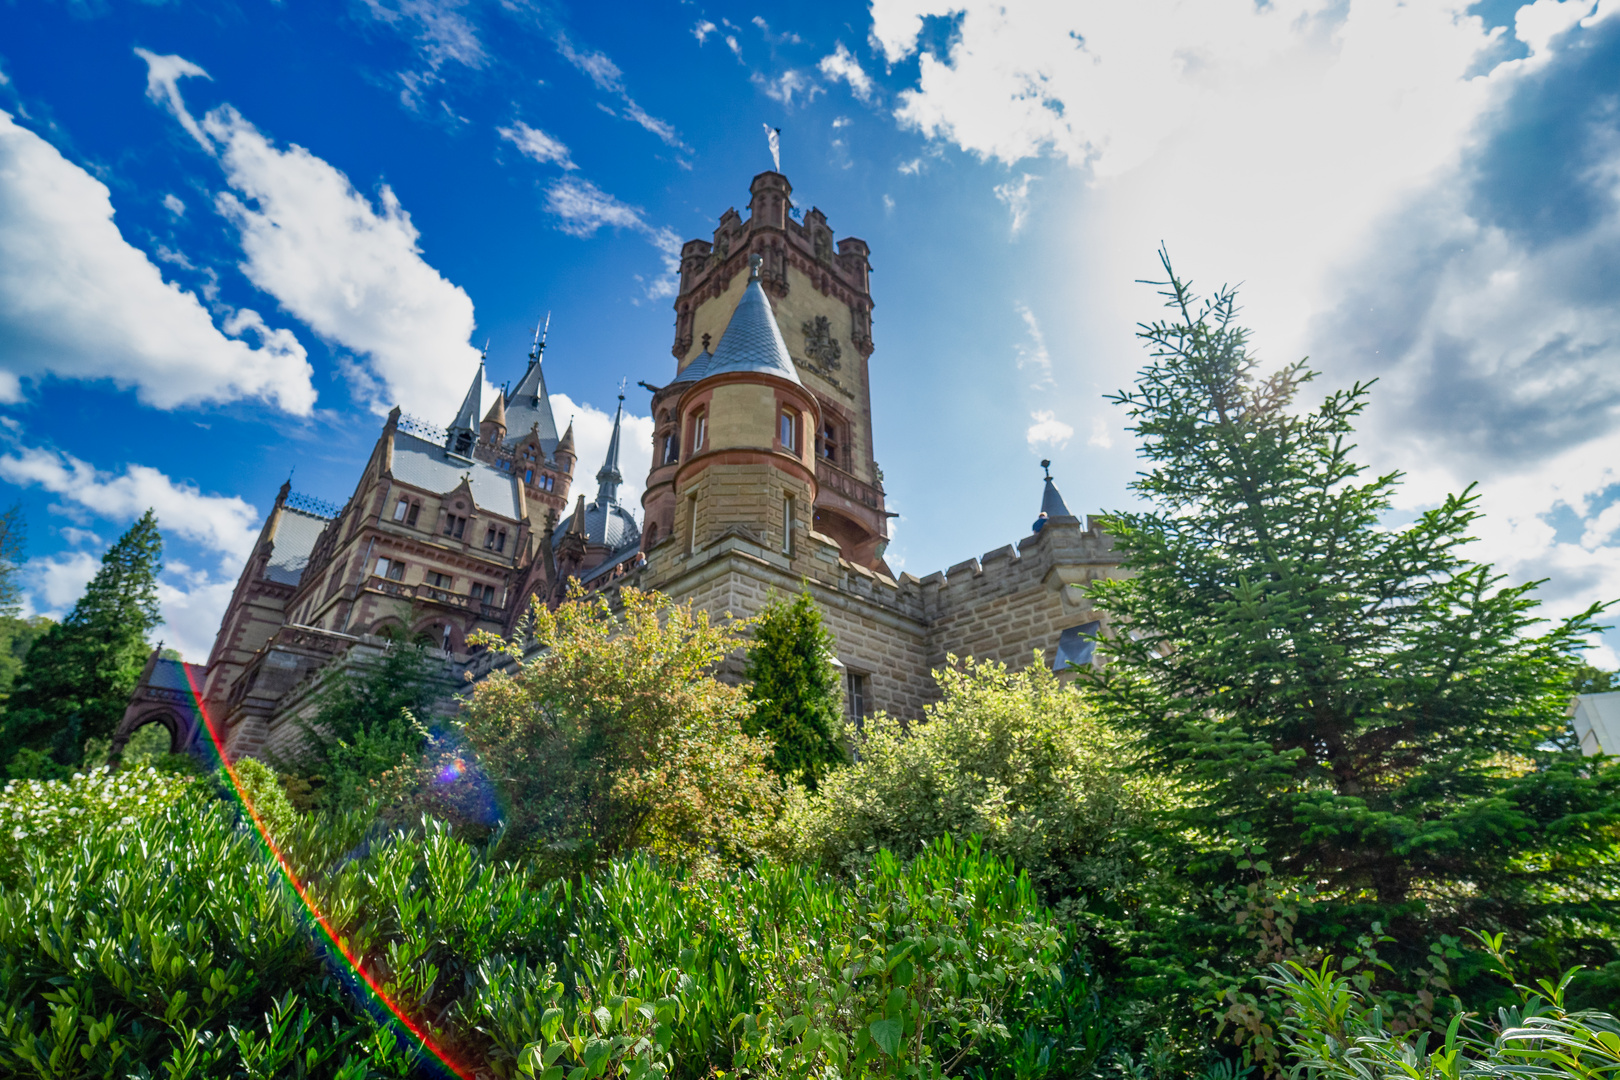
[1086,253,1620,946]
[0,510,163,777]
[743,589,848,790]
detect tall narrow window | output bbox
[820,421,840,463]
[691,410,707,453]
[663,431,679,464]
[444,514,467,539]
[686,494,698,554]
[782,495,794,554]
[406,502,420,527]
[393,498,409,521]
[780,410,797,452]
[847,672,868,724]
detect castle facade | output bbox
[113,172,1124,764]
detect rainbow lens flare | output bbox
[182,667,477,1080]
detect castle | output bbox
[113,172,1125,763]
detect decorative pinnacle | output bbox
[530,312,551,363]
[480,338,490,361]
[1041,458,1052,480]
[749,253,763,280]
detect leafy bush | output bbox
[230,756,298,844]
[414,587,781,876]
[0,765,195,886]
[0,791,1090,1079]
[775,655,1156,907]
[1271,934,1620,1080]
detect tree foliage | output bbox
[283,639,448,811]
[743,588,847,789]
[776,655,1157,908]
[0,511,164,778]
[413,586,781,876]
[1084,252,1620,941]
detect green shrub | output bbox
[228,757,297,844]
[1,779,1087,1079]
[774,655,1158,908]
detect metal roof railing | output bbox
[285,491,346,519]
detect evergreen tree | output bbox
[1086,253,1620,939]
[743,589,847,790]
[0,511,163,777]
[0,502,49,704]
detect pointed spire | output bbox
[569,494,587,536]
[482,392,506,430]
[1034,459,1071,533]
[595,390,626,505]
[506,316,560,453]
[446,360,483,454]
[701,254,801,385]
[556,419,575,458]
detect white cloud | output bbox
[197,104,482,417]
[162,193,185,216]
[0,108,316,413]
[550,392,654,513]
[897,157,923,175]
[135,48,212,150]
[882,193,895,213]
[1087,415,1114,450]
[752,15,803,45]
[154,573,237,663]
[833,116,852,128]
[694,20,717,43]
[754,69,820,106]
[23,551,99,615]
[554,35,687,150]
[1026,410,1074,448]
[361,0,486,70]
[1013,302,1051,387]
[0,444,261,559]
[58,526,102,547]
[726,35,744,60]
[819,43,876,102]
[498,121,576,169]
[993,172,1038,234]
[543,178,681,299]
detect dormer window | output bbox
[780,409,798,453]
[444,514,468,539]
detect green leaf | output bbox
[869,1019,903,1057]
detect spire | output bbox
[506,315,560,454]
[557,419,575,457]
[482,392,506,430]
[569,494,587,536]
[446,360,483,455]
[700,254,801,385]
[595,390,626,505]
[1033,458,1071,532]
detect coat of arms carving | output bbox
[801,315,843,372]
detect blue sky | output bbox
[2,0,1620,663]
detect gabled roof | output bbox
[505,357,560,458]
[390,430,523,519]
[264,507,328,585]
[699,256,801,386]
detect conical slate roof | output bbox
[699,255,801,386]
[553,394,640,554]
[482,391,506,430]
[1040,476,1071,519]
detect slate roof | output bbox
[578,541,643,585]
[669,349,712,386]
[148,657,205,693]
[1040,476,1072,519]
[553,497,641,553]
[699,264,802,386]
[391,430,523,519]
[504,358,561,458]
[264,507,329,585]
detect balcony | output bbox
[816,460,884,512]
[364,576,506,621]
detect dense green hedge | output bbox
[0,773,1096,1079]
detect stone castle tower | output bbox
[115,170,1125,764]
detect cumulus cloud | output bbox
[994,172,1038,234]
[0,444,261,559]
[1026,410,1074,448]
[498,120,576,169]
[0,108,315,413]
[543,178,681,299]
[195,104,483,417]
[693,20,717,43]
[550,392,654,512]
[819,43,875,102]
[1302,10,1620,633]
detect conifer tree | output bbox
[0,511,163,777]
[743,589,847,790]
[1086,253,1620,937]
